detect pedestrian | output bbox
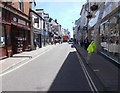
[86,40,96,64]
[51,38,53,45]
[34,39,37,49]
[84,38,90,50]
[80,39,83,47]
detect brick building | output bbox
[0,0,31,58]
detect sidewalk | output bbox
[0,45,56,75]
[74,44,120,92]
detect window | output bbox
[100,12,120,63]
[0,24,5,46]
[18,0,23,11]
[37,18,39,28]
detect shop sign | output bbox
[18,19,26,26]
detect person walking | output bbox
[80,38,83,47]
[84,38,90,50]
[34,39,37,49]
[86,40,96,64]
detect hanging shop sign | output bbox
[90,4,98,11]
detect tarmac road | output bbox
[2,43,94,92]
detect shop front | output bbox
[0,6,31,57]
[41,29,48,47]
[10,13,31,54]
[100,11,120,64]
[0,7,12,58]
[0,23,7,58]
[33,28,42,48]
[11,25,31,54]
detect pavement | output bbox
[0,45,55,75]
[74,44,120,92]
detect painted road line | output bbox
[76,51,98,93]
[0,45,57,77]
[1,58,27,74]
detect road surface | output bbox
[2,43,93,91]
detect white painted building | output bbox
[79,1,120,64]
[30,9,44,49]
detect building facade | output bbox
[79,1,120,64]
[0,1,31,58]
[73,18,81,44]
[30,9,44,49]
[35,9,50,47]
[99,2,120,64]
[49,18,62,44]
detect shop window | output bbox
[100,12,120,63]
[0,24,5,46]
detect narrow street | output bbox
[0,1,119,93]
[2,43,92,91]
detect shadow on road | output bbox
[48,51,91,92]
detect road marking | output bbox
[35,53,38,55]
[76,51,98,93]
[0,46,56,77]
[1,58,27,74]
[21,58,26,61]
[93,69,100,72]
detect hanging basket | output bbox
[86,14,92,19]
[90,4,98,11]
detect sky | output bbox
[34,1,87,37]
